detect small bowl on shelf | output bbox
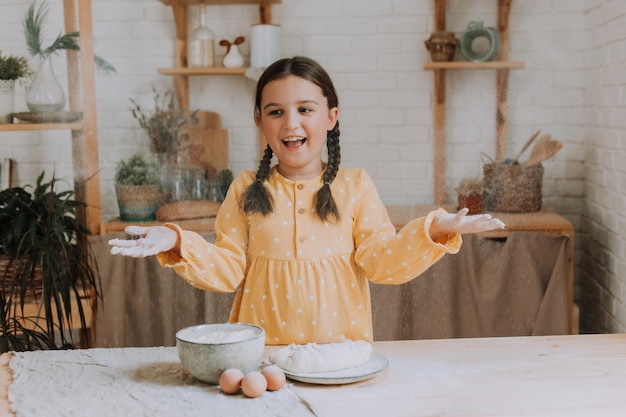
[176,323,265,384]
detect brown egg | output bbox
[219,368,245,395]
[261,365,286,391]
[241,371,267,398]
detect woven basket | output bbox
[482,162,543,213]
[0,254,44,301]
[115,184,162,222]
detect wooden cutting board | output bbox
[179,111,229,178]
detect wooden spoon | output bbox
[524,134,562,166]
[510,130,540,165]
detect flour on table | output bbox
[270,340,372,373]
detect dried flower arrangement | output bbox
[130,87,199,156]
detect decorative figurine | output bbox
[424,31,459,62]
[460,21,501,62]
[219,36,245,68]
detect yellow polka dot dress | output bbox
[157,167,461,345]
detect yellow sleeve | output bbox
[352,170,462,285]
[155,173,253,292]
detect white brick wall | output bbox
[1,0,620,333]
[581,0,626,333]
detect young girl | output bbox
[109,56,505,345]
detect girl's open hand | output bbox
[429,208,505,241]
[108,225,178,258]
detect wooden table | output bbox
[102,216,217,234]
[387,205,576,334]
[2,334,625,416]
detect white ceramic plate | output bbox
[280,353,389,385]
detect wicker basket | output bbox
[0,254,44,302]
[482,162,543,213]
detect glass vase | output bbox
[188,5,215,67]
[26,55,66,113]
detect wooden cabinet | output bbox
[0,0,101,236]
[425,0,524,204]
[157,0,281,109]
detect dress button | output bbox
[299,236,307,243]
[298,208,305,214]
[297,184,304,190]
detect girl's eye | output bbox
[299,107,312,113]
[268,109,283,116]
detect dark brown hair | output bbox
[242,56,341,222]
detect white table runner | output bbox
[8,347,316,417]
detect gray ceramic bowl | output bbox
[176,323,265,384]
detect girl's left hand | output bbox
[430,208,505,241]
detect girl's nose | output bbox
[283,110,300,129]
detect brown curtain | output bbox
[91,231,568,347]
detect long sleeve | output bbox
[155,172,254,293]
[352,170,462,285]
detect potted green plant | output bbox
[23,1,115,113]
[0,171,101,352]
[216,168,234,200]
[115,153,163,222]
[0,51,30,123]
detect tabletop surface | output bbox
[2,334,625,417]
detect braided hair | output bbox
[242,56,341,222]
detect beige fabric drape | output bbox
[91,231,568,347]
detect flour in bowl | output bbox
[269,340,372,373]
[186,328,257,344]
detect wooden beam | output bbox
[433,69,446,205]
[434,0,446,32]
[171,4,190,108]
[495,0,513,161]
[63,0,102,237]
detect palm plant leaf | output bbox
[23,1,116,74]
[23,2,46,57]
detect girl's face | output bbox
[256,75,339,181]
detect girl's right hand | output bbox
[108,225,178,258]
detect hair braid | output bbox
[315,122,341,222]
[242,145,274,215]
[248,56,342,221]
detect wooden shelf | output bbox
[103,216,217,234]
[429,0,519,205]
[159,0,280,5]
[0,122,83,131]
[0,0,101,236]
[158,0,281,108]
[157,67,247,75]
[424,61,525,70]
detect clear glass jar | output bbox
[188,5,215,68]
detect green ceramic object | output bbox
[460,21,501,62]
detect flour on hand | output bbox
[269,340,373,373]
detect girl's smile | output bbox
[256,75,339,181]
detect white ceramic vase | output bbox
[222,44,244,68]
